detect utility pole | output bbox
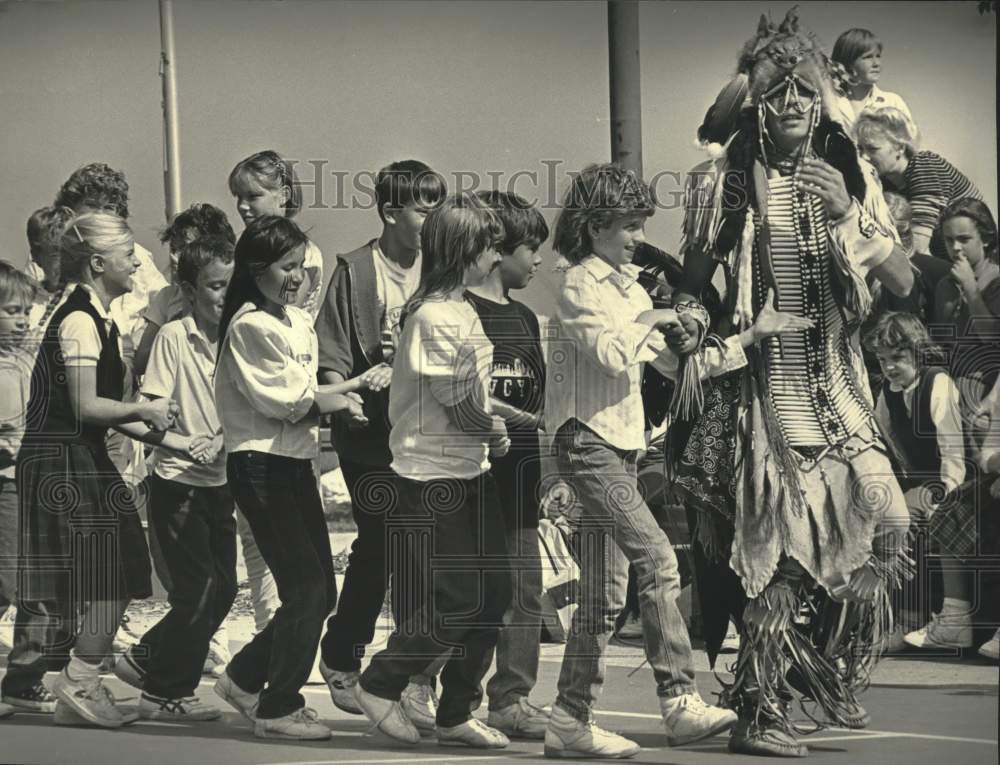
[159,0,182,221]
[607,0,643,176]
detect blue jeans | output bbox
[554,420,697,723]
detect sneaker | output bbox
[0,701,13,719]
[51,669,125,728]
[904,613,973,649]
[400,681,438,734]
[112,615,141,653]
[660,693,738,747]
[202,636,231,677]
[354,684,420,745]
[54,699,140,727]
[877,625,908,654]
[319,660,363,715]
[3,681,57,713]
[214,671,259,722]
[139,692,222,721]
[488,697,550,739]
[438,718,510,748]
[544,704,640,759]
[112,647,146,691]
[978,629,1000,661]
[254,706,331,740]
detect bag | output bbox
[537,517,580,643]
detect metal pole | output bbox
[159,0,182,221]
[607,0,643,176]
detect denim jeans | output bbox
[554,420,697,723]
[225,452,337,719]
[486,527,543,710]
[0,478,17,616]
[360,472,511,727]
[133,475,237,699]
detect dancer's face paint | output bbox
[255,244,306,307]
[763,76,818,145]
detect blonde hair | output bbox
[855,107,920,159]
[60,211,133,284]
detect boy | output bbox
[112,237,238,720]
[466,191,549,739]
[314,159,446,730]
[23,206,75,348]
[0,263,37,718]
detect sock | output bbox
[941,598,972,616]
[65,650,101,683]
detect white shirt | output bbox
[372,241,421,363]
[388,297,494,481]
[545,256,667,451]
[977,374,1000,474]
[215,303,319,459]
[837,86,914,131]
[296,241,324,320]
[874,371,966,492]
[58,284,123,366]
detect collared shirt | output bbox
[215,303,319,459]
[143,283,189,328]
[546,256,667,451]
[837,86,913,130]
[141,315,226,486]
[874,371,966,492]
[0,346,34,479]
[57,283,123,365]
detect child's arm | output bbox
[929,371,966,494]
[65,366,177,430]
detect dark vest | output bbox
[882,366,945,483]
[24,286,124,447]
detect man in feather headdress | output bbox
[664,8,916,757]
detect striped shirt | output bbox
[753,175,872,448]
[900,151,982,237]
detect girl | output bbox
[212,215,377,741]
[7,212,191,729]
[228,150,323,318]
[355,193,513,750]
[831,28,913,130]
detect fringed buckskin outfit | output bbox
[668,9,913,757]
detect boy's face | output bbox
[592,214,647,270]
[183,258,234,328]
[387,202,433,253]
[852,48,882,86]
[0,298,31,346]
[874,346,918,389]
[499,243,543,290]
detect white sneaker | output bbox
[401,681,438,734]
[904,612,973,649]
[978,629,1000,661]
[660,693,737,747]
[53,699,140,727]
[112,615,141,653]
[488,697,550,739]
[544,704,640,759]
[202,636,231,677]
[139,692,222,721]
[112,647,146,691]
[51,669,125,728]
[0,701,13,719]
[254,706,331,740]
[354,684,420,745]
[213,671,259,721]
[438,717,510,748]
[319,660,363,714]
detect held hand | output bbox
[342,392,369,427]
[664,311,702,356]
[950,255,978,294]
[903,485,937,522]
[144,398,178,432]
[752,289,815,341]
[187,434,218,464]
[488,416,509,458]
[797,158,852,220]
[359,363,393,392]
[539,481,573,520]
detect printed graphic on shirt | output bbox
[490,355,540,413]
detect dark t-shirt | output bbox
[465,291,545,530]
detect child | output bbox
[831,28,913,130]
[24,206,74,345]
[974,375,1000,660]
[466,190,549,739]
[315,158,446,726]
[4,212,184,728]
[866,312,973,649]
[212,215,377,740]
[228,150,323,318]
[110,236,238,720]
[354,193,513,750]
[0,263,36,720]
[542,164,736,758]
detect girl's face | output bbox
[254,244,306,307]
[463,246,502,288]
[874,346,918,389]
[858,131,904,177]
[183,258,234,329]
[234,174,289,225]
[592,214,647,270]
[942,216,988,268]
[95,239,140,298]
[0,298,31,346]
[852,48,882,86]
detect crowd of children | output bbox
[0,13,996,760]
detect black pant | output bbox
[360,472,511,727]
[225,452,337,719]
[320,459,424,672]
[133,475,237,699]
[1,599,74,695]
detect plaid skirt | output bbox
[15,440,152,604]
